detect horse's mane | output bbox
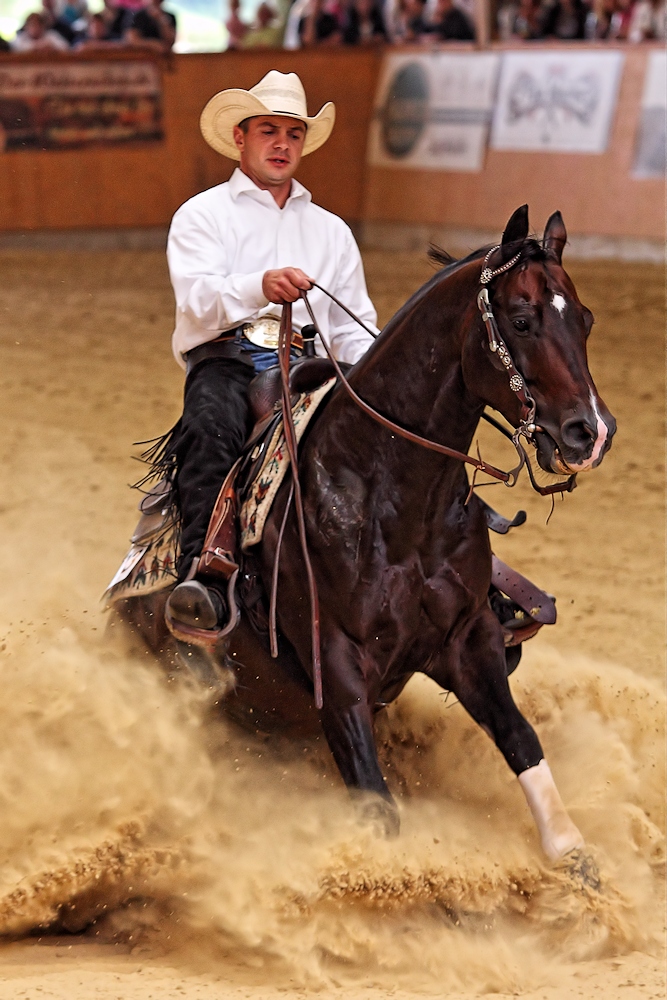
[377,237,548,340]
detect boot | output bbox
[166,580,226,631]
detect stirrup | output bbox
[165,570,240,649]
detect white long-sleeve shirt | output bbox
[167,168,378,369]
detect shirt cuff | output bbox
[234,271,269,310]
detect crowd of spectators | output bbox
[497,0,664,40]
[1,0,176,54]
[0,0,662,55]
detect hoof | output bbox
[355,794,400,839]
[557,848,601,891]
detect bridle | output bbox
[475,246,577,498]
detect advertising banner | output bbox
[368,52,501,172]
[490,51,624,154]
[0,60,163,151]
[633,49,666,178]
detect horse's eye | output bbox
[513,318,529,333]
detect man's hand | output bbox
[262,267,312,304]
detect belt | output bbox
[185,321,303,377]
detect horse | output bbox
[114,206,615,863]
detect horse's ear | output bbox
[501,205,529,259]
[543,211,567,263]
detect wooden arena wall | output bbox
[0,45,662,242]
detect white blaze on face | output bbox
[518,759,584,860]
[551,293,566,315]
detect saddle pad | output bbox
[105,378,336,605]
[240,378,336,550]
[105,516,179,605]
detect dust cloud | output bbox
[0,607,662,992]
[0,251,663,996]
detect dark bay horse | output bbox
[117,206,615,862]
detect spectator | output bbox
[395,0,429,39]
[105,0,144,41]
[584,0,628,37]
[497,0,518,38]
[125,0,177,50]
[628,0,666,38]
[299,0,343,44]
[242,2,284,46]
[342,0,388,43]
[609,0,635,37]
[58,0,89,27]
[283,0,309,46]
[510,0,542,36]
[75,11,117,47]
[41,0,79,43]
[11,12,69,50]
[226,0,249,48]
[540,0,588,37]
[425,0,476,39]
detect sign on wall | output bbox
[368,52,501,173]
[490,51,624,154]
[0,61,163,152]
[633,50,666,178]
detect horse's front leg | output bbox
[319,630,400,837]
[431,606,583,861]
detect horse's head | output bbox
[462,206,616,476]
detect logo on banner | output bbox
[380,62,429,159]
[508,68,600,135]
[491,51,623,154]
[369,52,500,173]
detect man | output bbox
[165,70,377,634]
[125,0,177,51]
[426,0,476,39]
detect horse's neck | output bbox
[352,263,484,463]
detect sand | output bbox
[0,249,663,1000]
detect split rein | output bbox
[270,249,576,708]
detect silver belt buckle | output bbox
[242,318,281,350]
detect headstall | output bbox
[475,246,577,498]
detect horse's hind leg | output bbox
[431,607,583,861]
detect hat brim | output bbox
[200,90,335,160]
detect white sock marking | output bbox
[518,759,584,860]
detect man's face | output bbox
[233,116,307,190]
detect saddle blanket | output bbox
[105,378,336,605]
[240,378,336,549]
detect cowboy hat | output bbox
[200,70,335,160]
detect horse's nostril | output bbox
[560,417,596,452]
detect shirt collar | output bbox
[228,168,312,207]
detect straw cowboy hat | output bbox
[200,70,336,161]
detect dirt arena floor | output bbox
[0,248,663,1000]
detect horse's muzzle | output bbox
[535,396,616,475]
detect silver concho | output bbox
[509,374,524,392]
